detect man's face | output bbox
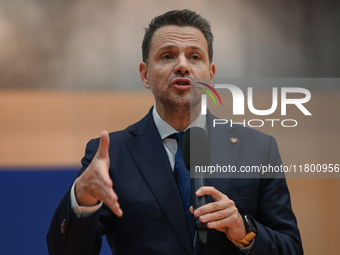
[140,25,215,114]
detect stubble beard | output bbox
[158,88,201,115]
[149,77,203,121]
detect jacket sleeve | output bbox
[47,138,107,255]
[249,136,303,255]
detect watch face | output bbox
[243,215,258,234]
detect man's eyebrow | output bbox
[188,45,204,52]
[156,44,205,53]
[156,44,178,53]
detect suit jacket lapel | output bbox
[126,108,193,254]
[206,111,239,187]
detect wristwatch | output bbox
[227,215,257,247]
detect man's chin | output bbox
[170,100,201,114]
[158,93,201,112]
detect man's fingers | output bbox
[109,202,123,217]
[192,186,245,237]
[197,207,234,223]
[194,200,231,217]
[91,181,123,217]
[97,130,110,160]
[194,186,233,217]
[196,186,224,201]
[103,190,123,217]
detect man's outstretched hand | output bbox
[75,130,123,217]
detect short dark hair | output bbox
[142,9,214,65]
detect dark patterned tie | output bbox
[169,132,194,240]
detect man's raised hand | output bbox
[75,130,123,217]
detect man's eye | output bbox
[162,54,172,60]
[191,55,200,61]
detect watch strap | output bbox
[227,215,257,247]
[227,231,256,247]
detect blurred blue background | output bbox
[0,169,112,254]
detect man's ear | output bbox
[139,62,150,89]
[210,63,216,79]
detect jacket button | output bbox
[60,219,66,234]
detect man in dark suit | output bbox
[47,9,302,255]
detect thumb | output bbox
[97,130,110,159]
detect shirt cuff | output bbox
[70,178,103,218]
[234,238,255,254]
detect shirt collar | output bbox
[152,105,206,140]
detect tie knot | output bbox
[169,132,184,147]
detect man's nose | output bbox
[174,55,191,75]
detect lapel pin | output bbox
[230,138,238,144]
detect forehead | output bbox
[150,25,208,53]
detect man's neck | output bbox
[155,103,201,132]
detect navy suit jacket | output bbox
[47,107,303,255]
